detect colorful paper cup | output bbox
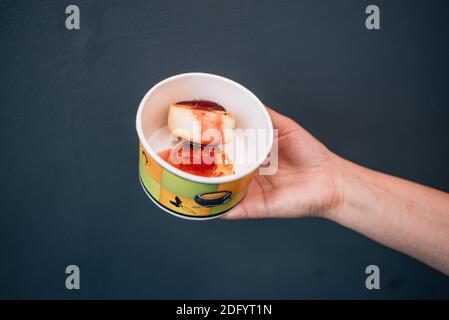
[136,73,273,220]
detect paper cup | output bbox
[136,73,273,220]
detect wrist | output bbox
[324,155,365,222]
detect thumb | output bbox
[265,106,301,137]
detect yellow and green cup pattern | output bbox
[139,144,254,218]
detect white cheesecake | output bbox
[167,100,235,145]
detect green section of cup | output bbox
[209,189,246,215]
[162,170,217,198]
[139,162,161,199]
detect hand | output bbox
[223,107,449,275]
[223,107,344,220]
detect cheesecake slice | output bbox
[158,141,234,177]
[168,100,235,145]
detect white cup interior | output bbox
[136,73,273,184]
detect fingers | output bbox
[220,205,245,220]
[221,106,300,221]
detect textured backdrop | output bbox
[1,0,448,298]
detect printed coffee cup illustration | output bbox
[136,73,273,220]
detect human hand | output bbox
[222,107,449,275]
[223,107,344,220]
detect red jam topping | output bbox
[176,100,226,112]
[158,142,219,177]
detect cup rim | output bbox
[135,72,274,184]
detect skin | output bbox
[223,108,449,275]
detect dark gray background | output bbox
[1,0,448,299]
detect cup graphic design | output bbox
[136,73,273,220]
